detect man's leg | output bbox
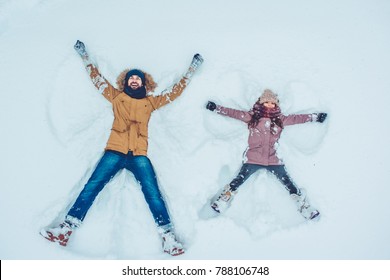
[67,151,124,222]
[40,151,124,246]
[126,155,171,227]
[126,154,184,256]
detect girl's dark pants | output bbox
[229,163,300,195]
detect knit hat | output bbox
[259,89,279,105]
[116,68,157,93]
[125,69,146,85]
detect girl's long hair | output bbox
[248,101,283,134]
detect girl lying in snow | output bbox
[205,89,327,220]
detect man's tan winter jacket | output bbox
[87,64,188,155]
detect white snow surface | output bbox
[0,0,389,260]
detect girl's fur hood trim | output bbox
[116,69,157,93]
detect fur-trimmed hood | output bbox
[116,69,157,93]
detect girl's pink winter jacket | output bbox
[216,105,315,166]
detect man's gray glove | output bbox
[74,40,88,57]
[190,54,204,71]
[184,53,204,80]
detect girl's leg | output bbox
[211,164,262,213]
[268,165,320,219]
[267,165,300,195]
[229,163,262,192]
[66,151,124,222]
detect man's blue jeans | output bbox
[67,150,171,227]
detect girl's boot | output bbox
[211,185,236,213]
[290,189,320,220]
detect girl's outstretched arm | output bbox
[205,101,251,123]
[282,112,327,126]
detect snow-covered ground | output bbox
[1,0,390,260]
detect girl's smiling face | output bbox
[263,101,276,109]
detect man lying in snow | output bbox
[40,40,203,256]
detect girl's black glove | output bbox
[316,113,327,123]
[206,101,217,111]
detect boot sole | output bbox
[165,248,185,256]
[309,211,320,221]
[210,203,220,213]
